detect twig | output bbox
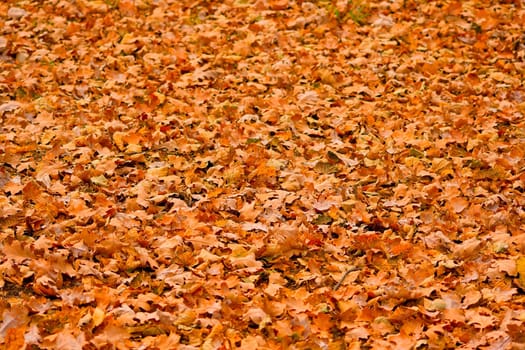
[334,266,359,290]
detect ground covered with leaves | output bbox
[1,0,525,348]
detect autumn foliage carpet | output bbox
[1,0,525,349]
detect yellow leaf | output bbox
[147,166,169,177]
[337,300,355,313]
[91,175,108,187]
[517,256,525,287]
[207,322,223,339]
[175,310,196,326]
[126,144,142,154]
[153,91,165,105]
[93,307,105,327]
[85,0,108,13]
[121,33,138,45]
[113,132,125,151]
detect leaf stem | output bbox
[333,266,359,290]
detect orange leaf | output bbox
[450,196,469,213]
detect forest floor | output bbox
[1,0,525,349]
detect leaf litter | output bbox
[1,0,525,348]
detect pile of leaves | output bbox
[1,0,525,348]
